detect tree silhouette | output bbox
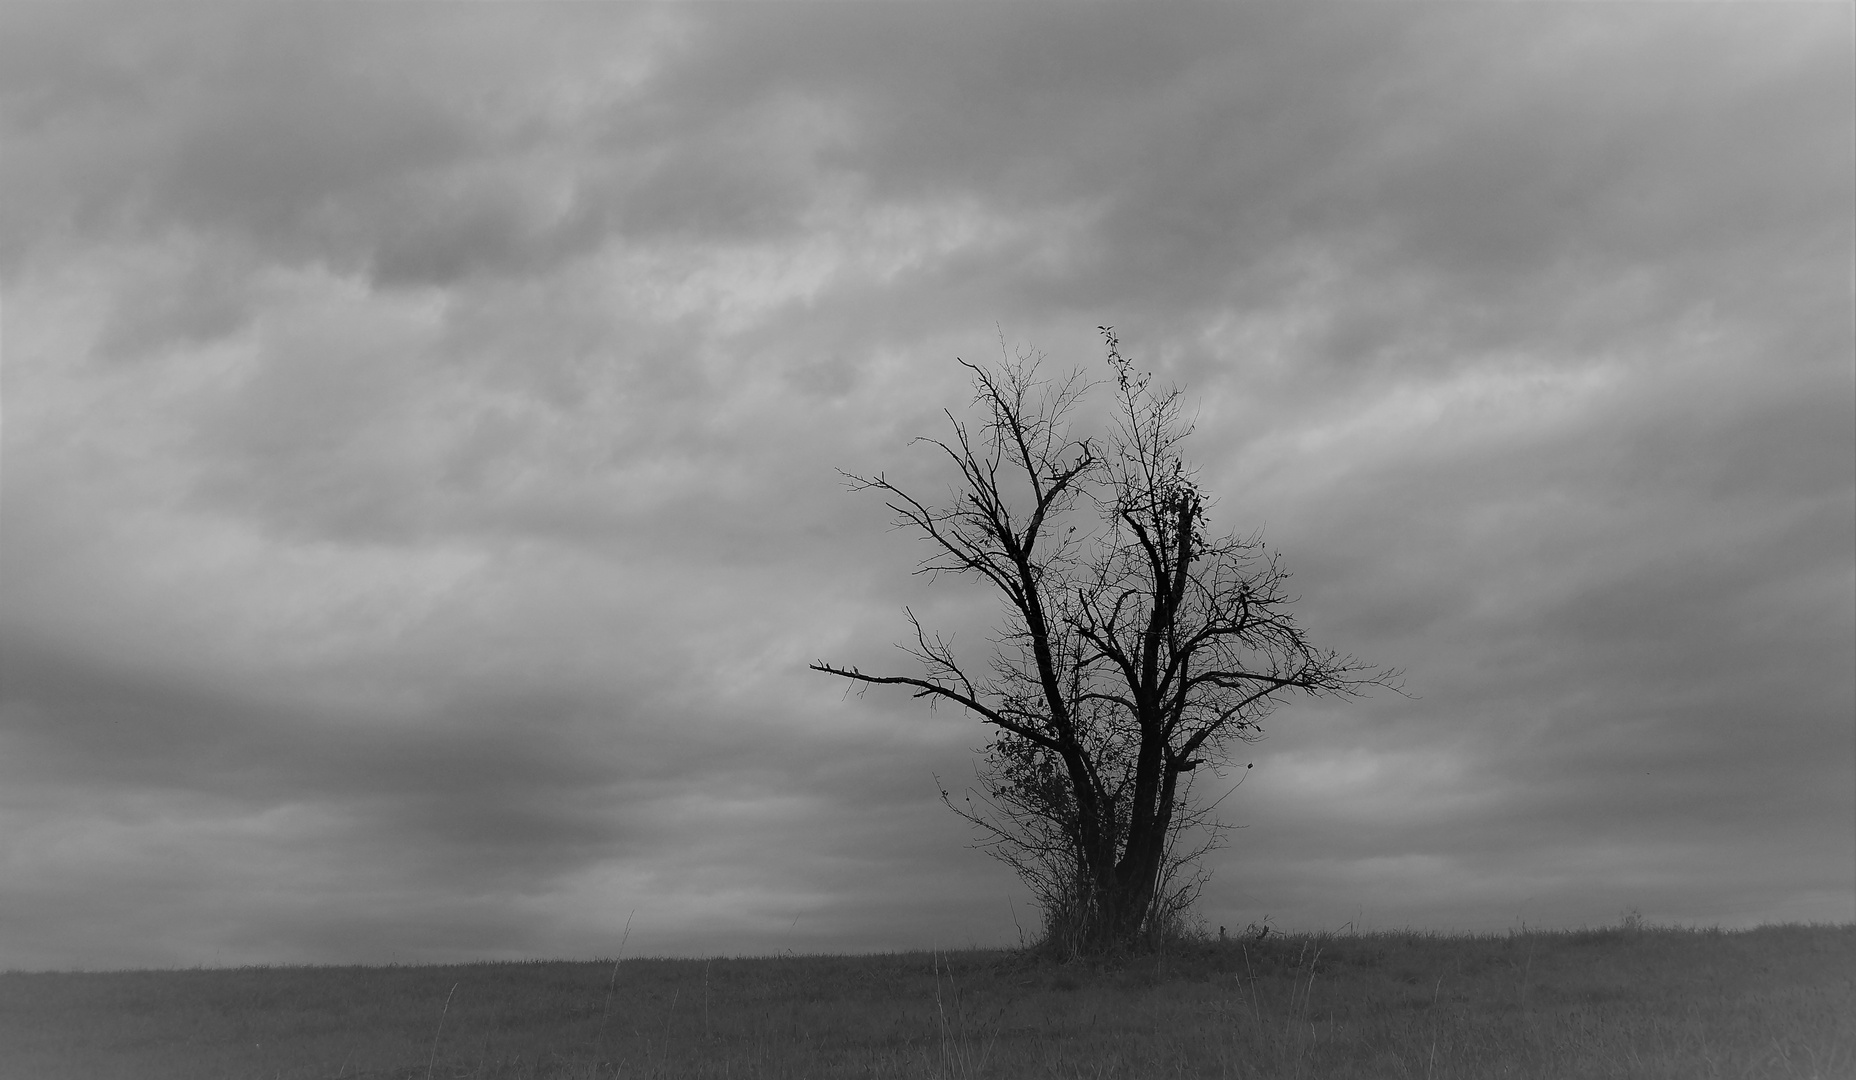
[814,329,1391,956]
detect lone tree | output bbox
[814,330,1388,956]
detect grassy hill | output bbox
[2,924,1849,1079]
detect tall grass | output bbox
[2,923,1849,1079]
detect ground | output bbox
[3,924,1849,1079]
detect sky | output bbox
[1,2,1851,972]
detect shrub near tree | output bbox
[815,329,1392,957]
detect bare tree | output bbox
[813,329,1390,956]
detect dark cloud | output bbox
[0,633,624,853]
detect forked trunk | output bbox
[1061,827,1171,955]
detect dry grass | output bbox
[2,924,1850,1079]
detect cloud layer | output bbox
[2,2,1850,970]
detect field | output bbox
[2,924,1850,1079]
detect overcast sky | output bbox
[1,2,1851,972]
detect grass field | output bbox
[2,924,1849,1079]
